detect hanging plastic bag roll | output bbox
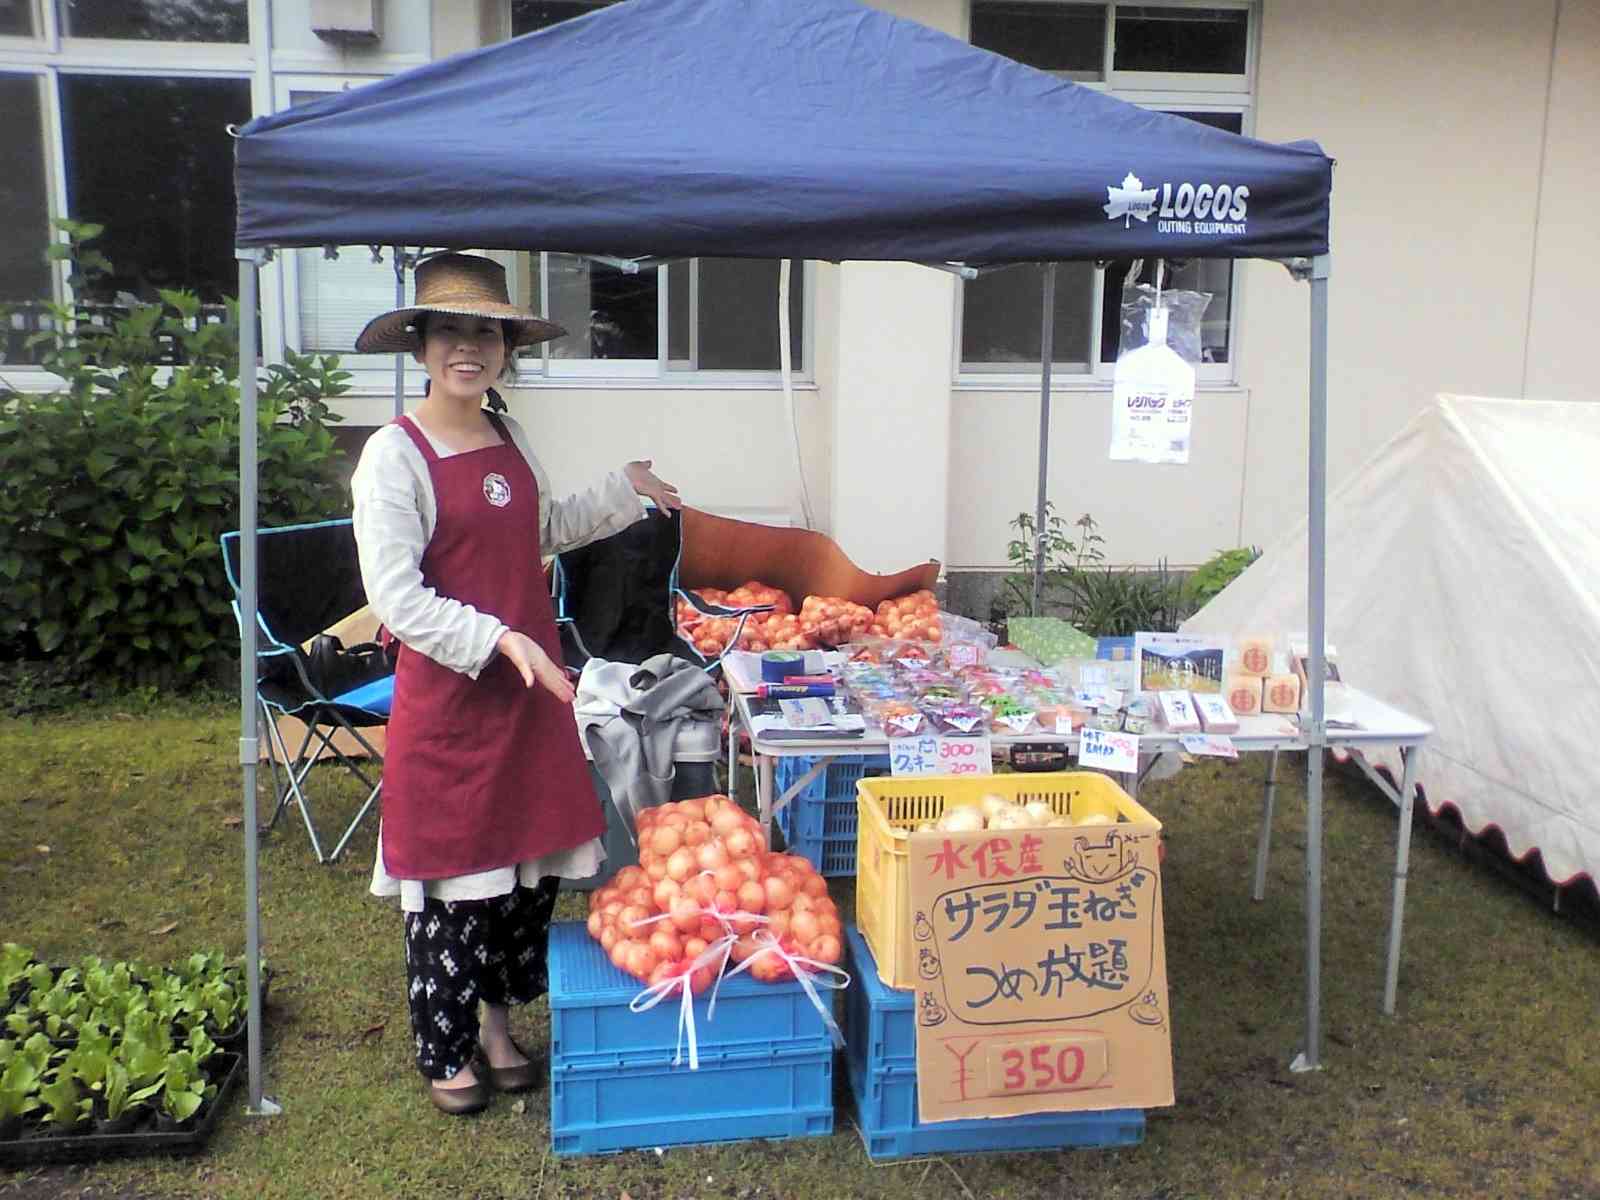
[1110,280,1211,465]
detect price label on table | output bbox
[985,1036,1110,1097]
[1077,727,1140,773]
[889,733,993,777]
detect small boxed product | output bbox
[1261,655,1302,715]
[1225,674,1262,715]
[1156,690,1201,733]
[1193,693,1239,733]
[1235,635,1274,677]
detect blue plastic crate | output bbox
[842,925,918,1074]
[552,1045,834,1156]
[547,922,834,1067]
[842,925,1145,1162]
[775,754,889,876]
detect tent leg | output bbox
[393,246,406,420]
[1292,252,1331,1075]
[1031,263,1056,616]
[236,249,280,1116]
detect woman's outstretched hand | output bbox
[497,630,575,704]
[624,460,682,512]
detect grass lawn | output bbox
[2,695,1597,1200]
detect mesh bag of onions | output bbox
[585,794,845,990]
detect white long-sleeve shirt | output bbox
[350,413,647,910]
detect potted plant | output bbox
[35,1070,91,1137]
[0,1038,46,1141]
[0,944,35,1014]
[154,1050,216,1132]
[94,1062,163,1135]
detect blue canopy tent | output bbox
[231,0,1335,1111]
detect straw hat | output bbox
[354,253,566,353]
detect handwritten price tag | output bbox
[890,734,994,777]
[1178,733,1238,759]
[1077,727,1140,773]
[986,1036,1110,1097]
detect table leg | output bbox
[1382,745,1422,1016]
[726,701,738,805]
[758,752,775,835]
[1252,748,1281,901]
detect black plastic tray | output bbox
[0,1052,241,1165]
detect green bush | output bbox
[0,220,351,685]
[1183,545,1262,612]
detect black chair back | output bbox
[221,520,368,651]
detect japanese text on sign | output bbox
[1077,727,1139,773]
[907,819,1175,1121]
[890,733,993,777]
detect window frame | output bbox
[956,0,1257,388]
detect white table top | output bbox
[732,684,1432,758]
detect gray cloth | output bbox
[574,654,724,842]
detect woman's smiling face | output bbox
[414,314,507,403]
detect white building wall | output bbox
[1524,0,1600,402]
[1238,0,1562,550]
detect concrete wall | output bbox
[1525,0,1600,401]
[1240,0,1567,550]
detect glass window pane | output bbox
[0,73,52,365]
[970,1,1105,79]
[60,74,251,304]
[673,258,802,372]
[1100,257,1233,364]
[0,0,38,37]
[545,254,658,360]
[666,261,690,364]
[1113,6,1248,74]
[58,0,248,42]
[510,0,613,36]
[961,262,1095,369]
[1098,114,1240,364]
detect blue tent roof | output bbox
[234,0,1330,262]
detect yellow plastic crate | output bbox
[854,772,1161,991]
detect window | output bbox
[0,0,256,367]
[504,1,808,379]
[56,0,248,43]
[961,1,1252,380]
[0,0,37,38]
[60,75,250,305]
[0,73,51,364]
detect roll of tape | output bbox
[761,650,805,683]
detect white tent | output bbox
[1184,394,1600,886]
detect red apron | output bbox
[380,411,603,880]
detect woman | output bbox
[350,253,681,1116]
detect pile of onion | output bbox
[676,583,814,655]
[868,589,942,642]
[585,794,844,989]
[798,595,875,647]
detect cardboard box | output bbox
[1134,632,1227,694]
[896,776,1174,1122]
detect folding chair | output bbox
[221,519,392,864]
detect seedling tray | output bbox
[0,1051,241,1165]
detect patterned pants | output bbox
[402,877,561,1080]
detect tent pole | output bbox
[393,246,406,419]
[235,249,279,1116]
[1293,251,1332,1074]
[1031,263,1057,617]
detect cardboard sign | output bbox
[1077,727,1140,774]
[907,824,1174,1121]
[890,734,994,777]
